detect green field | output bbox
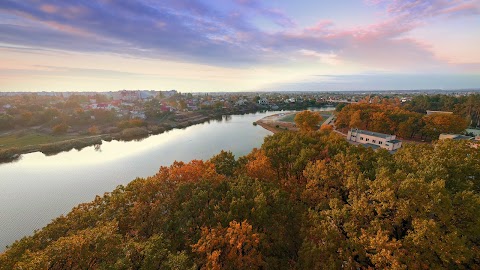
[0,133,81,148]
[279,113,297,123]
[279,111,333,124]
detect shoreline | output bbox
[0,105,333,164]
[255,112,298,134]
[255,110,335,134]
[0,108,258,164]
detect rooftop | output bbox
[350,129,393,139]
[440,134,475,141]
[453,135,475,141]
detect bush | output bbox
[52,123,68,134]
[0,147,20,161]
[120,127,148,139]
[88,125,99,135]
[117,119,146,129]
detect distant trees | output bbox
[52,123,68,134]
[336,103,469,140]
[405,94,480,128]
[87,125,99,135]
[421,113,468,140]
[0,114,14,130]
[117,119,147,129]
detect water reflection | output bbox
[94,144,102,152]
[223,115,232,121]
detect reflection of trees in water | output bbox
[94,144,102,152]
[214,115,223,123]
[223,115,232,122]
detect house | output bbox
[284,98,296,104]
[347,129,402,151]
[235,99,247,106]
[258,98,269,105]
[130,111,146,119]
[120,90,141,101]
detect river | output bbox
[0,108,333,251]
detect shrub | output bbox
[52,123,68,134]
[117,119,146,129]
[88,125,99,135]
[120,127,148,139]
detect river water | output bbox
[0,109,333,250]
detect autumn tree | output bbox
[88,125,99,135]
[52,123,68,134]
[192,220,264,270]
[243,148,276,182]
[421,113,468,140]
[294,110,322,132]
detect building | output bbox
[347,129,402,151]
[235,99,247,106]
[258,98,269,105]
[439,134,476,141]
[439,134,480,148]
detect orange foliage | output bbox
[244,149,276,182]
[320,124,333,131]
[294,110,323,132]
[156,160,224,184]
[192,220,264,270]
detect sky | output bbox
[0,0,479,92]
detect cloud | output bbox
[234,0,296,28]
[0,0,267,66]
[0,66,142,78]
[0,0,478,72]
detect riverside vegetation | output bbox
[0,94,328,163]
[1,113,479,269]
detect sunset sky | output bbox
[1,0,479,92]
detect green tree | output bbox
[210,150,238,177]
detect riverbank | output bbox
[255,110,335,134]
[0,108,258,163]
[255,112,298,134]
[0,105,334,164]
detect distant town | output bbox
[1,89,480,162]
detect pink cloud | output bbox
[305,20,334,33]
[40,4,58,14]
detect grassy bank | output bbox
[0,133,81,148]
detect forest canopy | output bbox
[1,129,479,269]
